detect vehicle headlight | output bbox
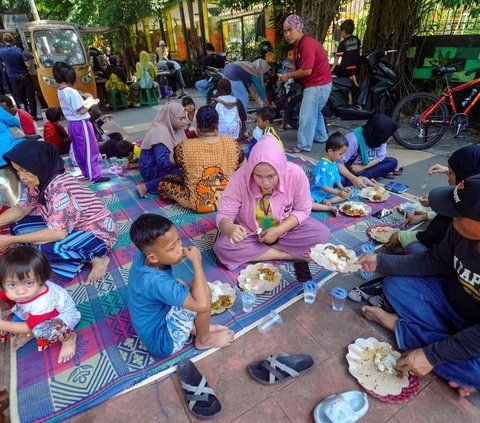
[42,75,58,87]
[81,72,92,85]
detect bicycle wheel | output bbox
[285,95,302,129]
[392,92,449,150]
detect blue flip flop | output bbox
[314,391,368,423]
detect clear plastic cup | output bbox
[241,292,256,313]
[258,310,283,334]
[303,282,318,304]
[331,287,348,312]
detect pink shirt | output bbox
[216,133,312,232]
[294,35,332,88]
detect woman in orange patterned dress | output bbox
[158,106,246,213]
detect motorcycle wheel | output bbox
[379,95,394,117]
[392,92,449,150]
[285,95,302,129]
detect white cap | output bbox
[159,40,166,46]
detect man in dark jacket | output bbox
[359,174,480,397]
[0,33,37,118]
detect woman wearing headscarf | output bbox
[213,133,330,270]
[387,145,480,254]
[338,114,400,188]
[129,51,159,106]
[222,58,272,111]
[0,141,117,285]
[210,79,247,139]
[136,102,186,198]
[158,106,245,213]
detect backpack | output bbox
[138,64,153,89]
[215,97,241,139]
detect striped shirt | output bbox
[20,173,117,249]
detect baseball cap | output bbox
[428,174,480,221]
[2,33,14,42]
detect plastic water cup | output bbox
[241,292,256,313]
[331,287,348,312]
[303,282,319,304]
[258,310,283,334]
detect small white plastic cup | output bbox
[303,282,319,304]
[258,310,283,334]
[331,287,348,312]
[241,292,256,313]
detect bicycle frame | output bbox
[420,76,480,124]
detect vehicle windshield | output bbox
[33,28,86,68]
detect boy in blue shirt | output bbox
[128,213,234,358]
[311,132,351,213]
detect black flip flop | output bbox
[177,359,221,420]
[248,352,314,385]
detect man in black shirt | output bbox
[359,174,480,397]
[195,43,225,98]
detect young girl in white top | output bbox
[0,246,80,363]
[53,61,109,183]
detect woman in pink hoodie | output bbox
[214,133,330,270]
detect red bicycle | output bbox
[392,66,480,149]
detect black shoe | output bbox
[93,176,110,183]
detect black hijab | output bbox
[3,140,65,205]
[448,145,480,184]
[362,114,400,148]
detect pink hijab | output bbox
[140,102,185,151]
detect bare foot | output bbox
[12,334,33,351]
[191,324,229,336]
[57,332,77,364]
[195,328,234,350]
[137,184,148,198]
[448,381,476,397]
[362,306,399,331]
[85,256,109,285]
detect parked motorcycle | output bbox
[325,47,398,119]
[284,46,398,127]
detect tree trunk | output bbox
[300,0,341,42]
[363,0,423,95]
[185,0,202,64]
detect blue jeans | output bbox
[297,83,332,152]
[195,79,209,97]
[341,157,398,186]
[405,241,428,254]
[383,275,480,389]
[228,79,249,112]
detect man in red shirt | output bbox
[279,15,332,153]
[0,94,38,136]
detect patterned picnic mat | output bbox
[10,155,413,422]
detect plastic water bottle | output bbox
[361,244,374,279]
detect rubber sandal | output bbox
[367,294,394,313]
[177,359,222,420]
[348,277,384,302]
[314,390,368,423]
[248,352,314,385]
[286,146,303,154]
[383,173,396,179]
[393,166,404,176]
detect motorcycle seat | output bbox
[332,76,354,88]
